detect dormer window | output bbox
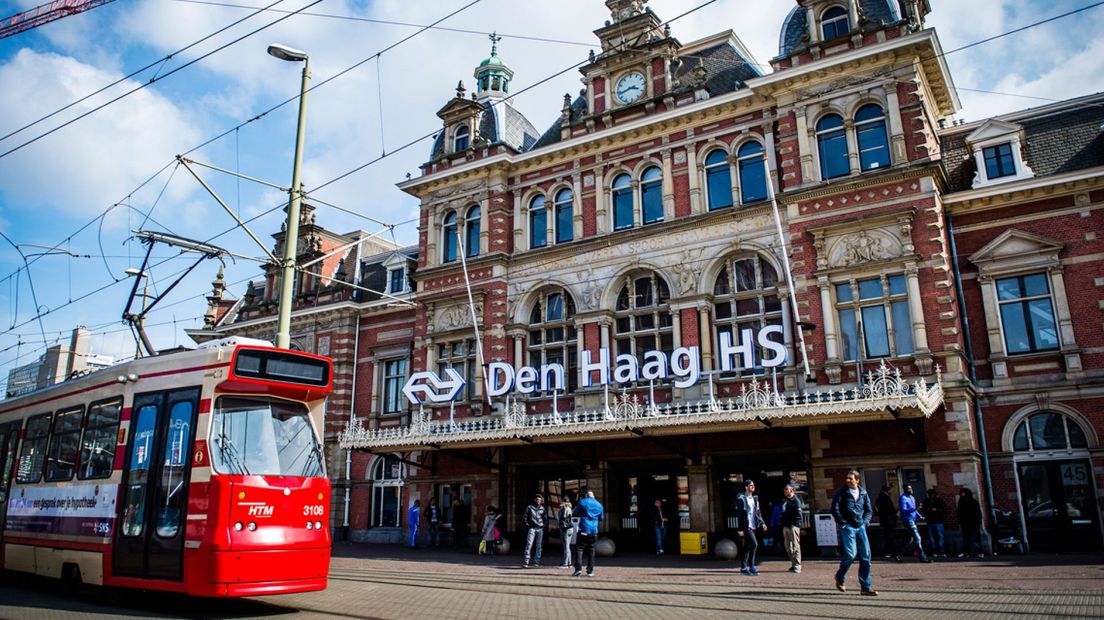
[821,6,849,40]
[388,267,407,294]
[453,125,470,152]
[983,143,1016,179]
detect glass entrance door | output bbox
[1018,459,1101,551]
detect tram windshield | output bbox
[211,397,324,477]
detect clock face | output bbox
[615,71,646,104]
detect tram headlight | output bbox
[233,522,243,531]
[314,521,323,530]
[306,521,314,530]
[247,522,257,531]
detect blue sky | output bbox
[0,0,1102,388]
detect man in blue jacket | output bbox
[831,469,877,596]
[573,490,605,577]
[897,485,930,562]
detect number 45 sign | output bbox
[1060,463,1088,484]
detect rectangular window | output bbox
[818,131,850,180]
[613,189,634,230]
[835,275,914,361]
[388,268,405,294]
[641,182,663,224]
[996,273,1059,354]
[438,340,476,402]
[45,407,84,482]
[983,143,1016,179]
[16,413,51,483]
[79,398,122,480]
[382,359,408,414]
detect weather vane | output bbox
[489,31,502,55]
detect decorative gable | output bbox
[968,229,1063,277]
[965,119,1035,188]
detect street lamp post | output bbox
[269,43,310,350]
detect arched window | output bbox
[855,104,890,171]
[371,456,405,528]
[1012,413,1090,452]
[713,255,784,375]
[704,149,732,211]
[612,173,633,230]
[817,114,849,180]
[442,211,458,263]
[453,125,470,152]
[528,288,578,391]
[464,205,480,257]
[614,272,674,367]
[529,195,547,249]
[821,6,849,40]
[736,141,768,204]
[554,188,574,243]
[641,166,663,224]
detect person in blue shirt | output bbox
[897,485,930,562]
[408,499,421,549]
[572,490,605,577]
[831,469,877,596]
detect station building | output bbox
[195,0,1104,552]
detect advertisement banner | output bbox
[6,483,117,538]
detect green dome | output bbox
[478,53,505,68]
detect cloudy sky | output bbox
[0,0,1101,387]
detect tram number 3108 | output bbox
[304,505,325,517]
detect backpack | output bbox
[559,506,573,530]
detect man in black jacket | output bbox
[832,469,877,596]
[521,493,545,568]
[874,484,898,560]
[780,484,803,573]
[957,487,985,558]
[651,499,668,554]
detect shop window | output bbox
[554,188,574,243]
[16,413,51,483]
[816,114,849,180]
[1012,412,1089,452]
[984,143,1016,179]
[614,272,674,369]
[464,205,480,258]
[437,339,477,402]
[381,358,408,414]
[704,149,732,210]
[45,407,84,482]
[528,288,578,392]
[529,195,547,249]
[836,274,914,361]
[821,6,850,40]
[612,173,633,230]
[996,273,1058,354]
[78,398,122,480]
[736,141,767,204]
[855,104,890,171]
[371,456,405,528]
[713,255,784,375]
[641,166,663,224]
[453,125,470,152]
[441,211,458,263]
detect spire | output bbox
[474,31,513,101]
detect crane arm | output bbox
[0,0,117,40]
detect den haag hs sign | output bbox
[402,326,786,404]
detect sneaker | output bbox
[882,554,893,560]
[861,589,879,597]
[586,572,594,577]
[957,553,966,558]
[792,566,802,574]
[893,555,901,562]
[749,567,759,576]
[977,553,985,559]
[834,580,846,592]
[740,567,751,575]
[572,569,582,577]
[521,564,529,569]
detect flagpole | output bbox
[454,227,488,408]
[763,154,812,379]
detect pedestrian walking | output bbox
[831,469,878,596]
[957,487,985,558]
[407,499,421,549]
[922,488,947,557]
[573,491,605,577]
[734,479,766,576]
[651,499,668,555]
[875,483,898,560]
[521,493,545,568]
[558,499,576,568]
[451,498,470,548]
[780,484,803,573]
[425,497,441,548]
[897,485,930,562]
[479,505,500,555]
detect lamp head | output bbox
[267,44,308,62]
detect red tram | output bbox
[0,337,333,597]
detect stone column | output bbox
[510,329,526,371]
[572,173,584,241]
[686,148,702,214]
[794,106,814,183]
[687,463,711,531]
[595,166,609,234]
[661,149,675,221]
[512,193,523,252]
[844,119,860,175]
[885,86,907,164]
[697,303,714,372]
[905,262,931,353]
[819,276,841,383]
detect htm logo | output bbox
[247,505,274,517]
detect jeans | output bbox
[523,527,543,565]
[575,532,597,574]
[783,525,801,568]
[655,525,666,553]
[962,526,984,554]
[428,522,440,547]
[927,522,945,555]
[900,520,927,560]
[562,527,575,565]
[835,524,873,591]
[739,529,759,569]
[409,525,418,548]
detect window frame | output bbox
[611,173,634,231]
[995,272,1060,355]
[370,456,405,528]
[528,194,548,249]
[834,274,914,362]
[388,266,407,294]
[16,412,52,484]
[640,166,663,225]
[983,143,1016,179]
[704,149,733,211]
[554,188,574,244]
[821,5,850,41]
[613,272,675,375]
[816,113,850,180]
[736,141,768,204]
[381,358,409,415]
[1012,412,1090,453]
[45,405,85,483]
[441,211,458,264]
[464,205,481,258]
[453,125,470,152]
[854,104,891,171]
[527,288,579,393]
[437,339,477,403]
[77,397,123,481]
[712,255,785,377]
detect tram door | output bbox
[0,421,21,561]
[113,387,199,580]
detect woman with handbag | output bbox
[480,506,499,555]
[558,500,575,568]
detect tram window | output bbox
[121,404,158,537]
[212,397,324,477]
[16,413,51,484]
[78,398,122,480]
[156,400,194,539]
[45,407,84,482]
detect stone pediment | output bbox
[968,229,1064,277]
[965,119,1022,145]
[436,96,484,123]
[382,251,414,269]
